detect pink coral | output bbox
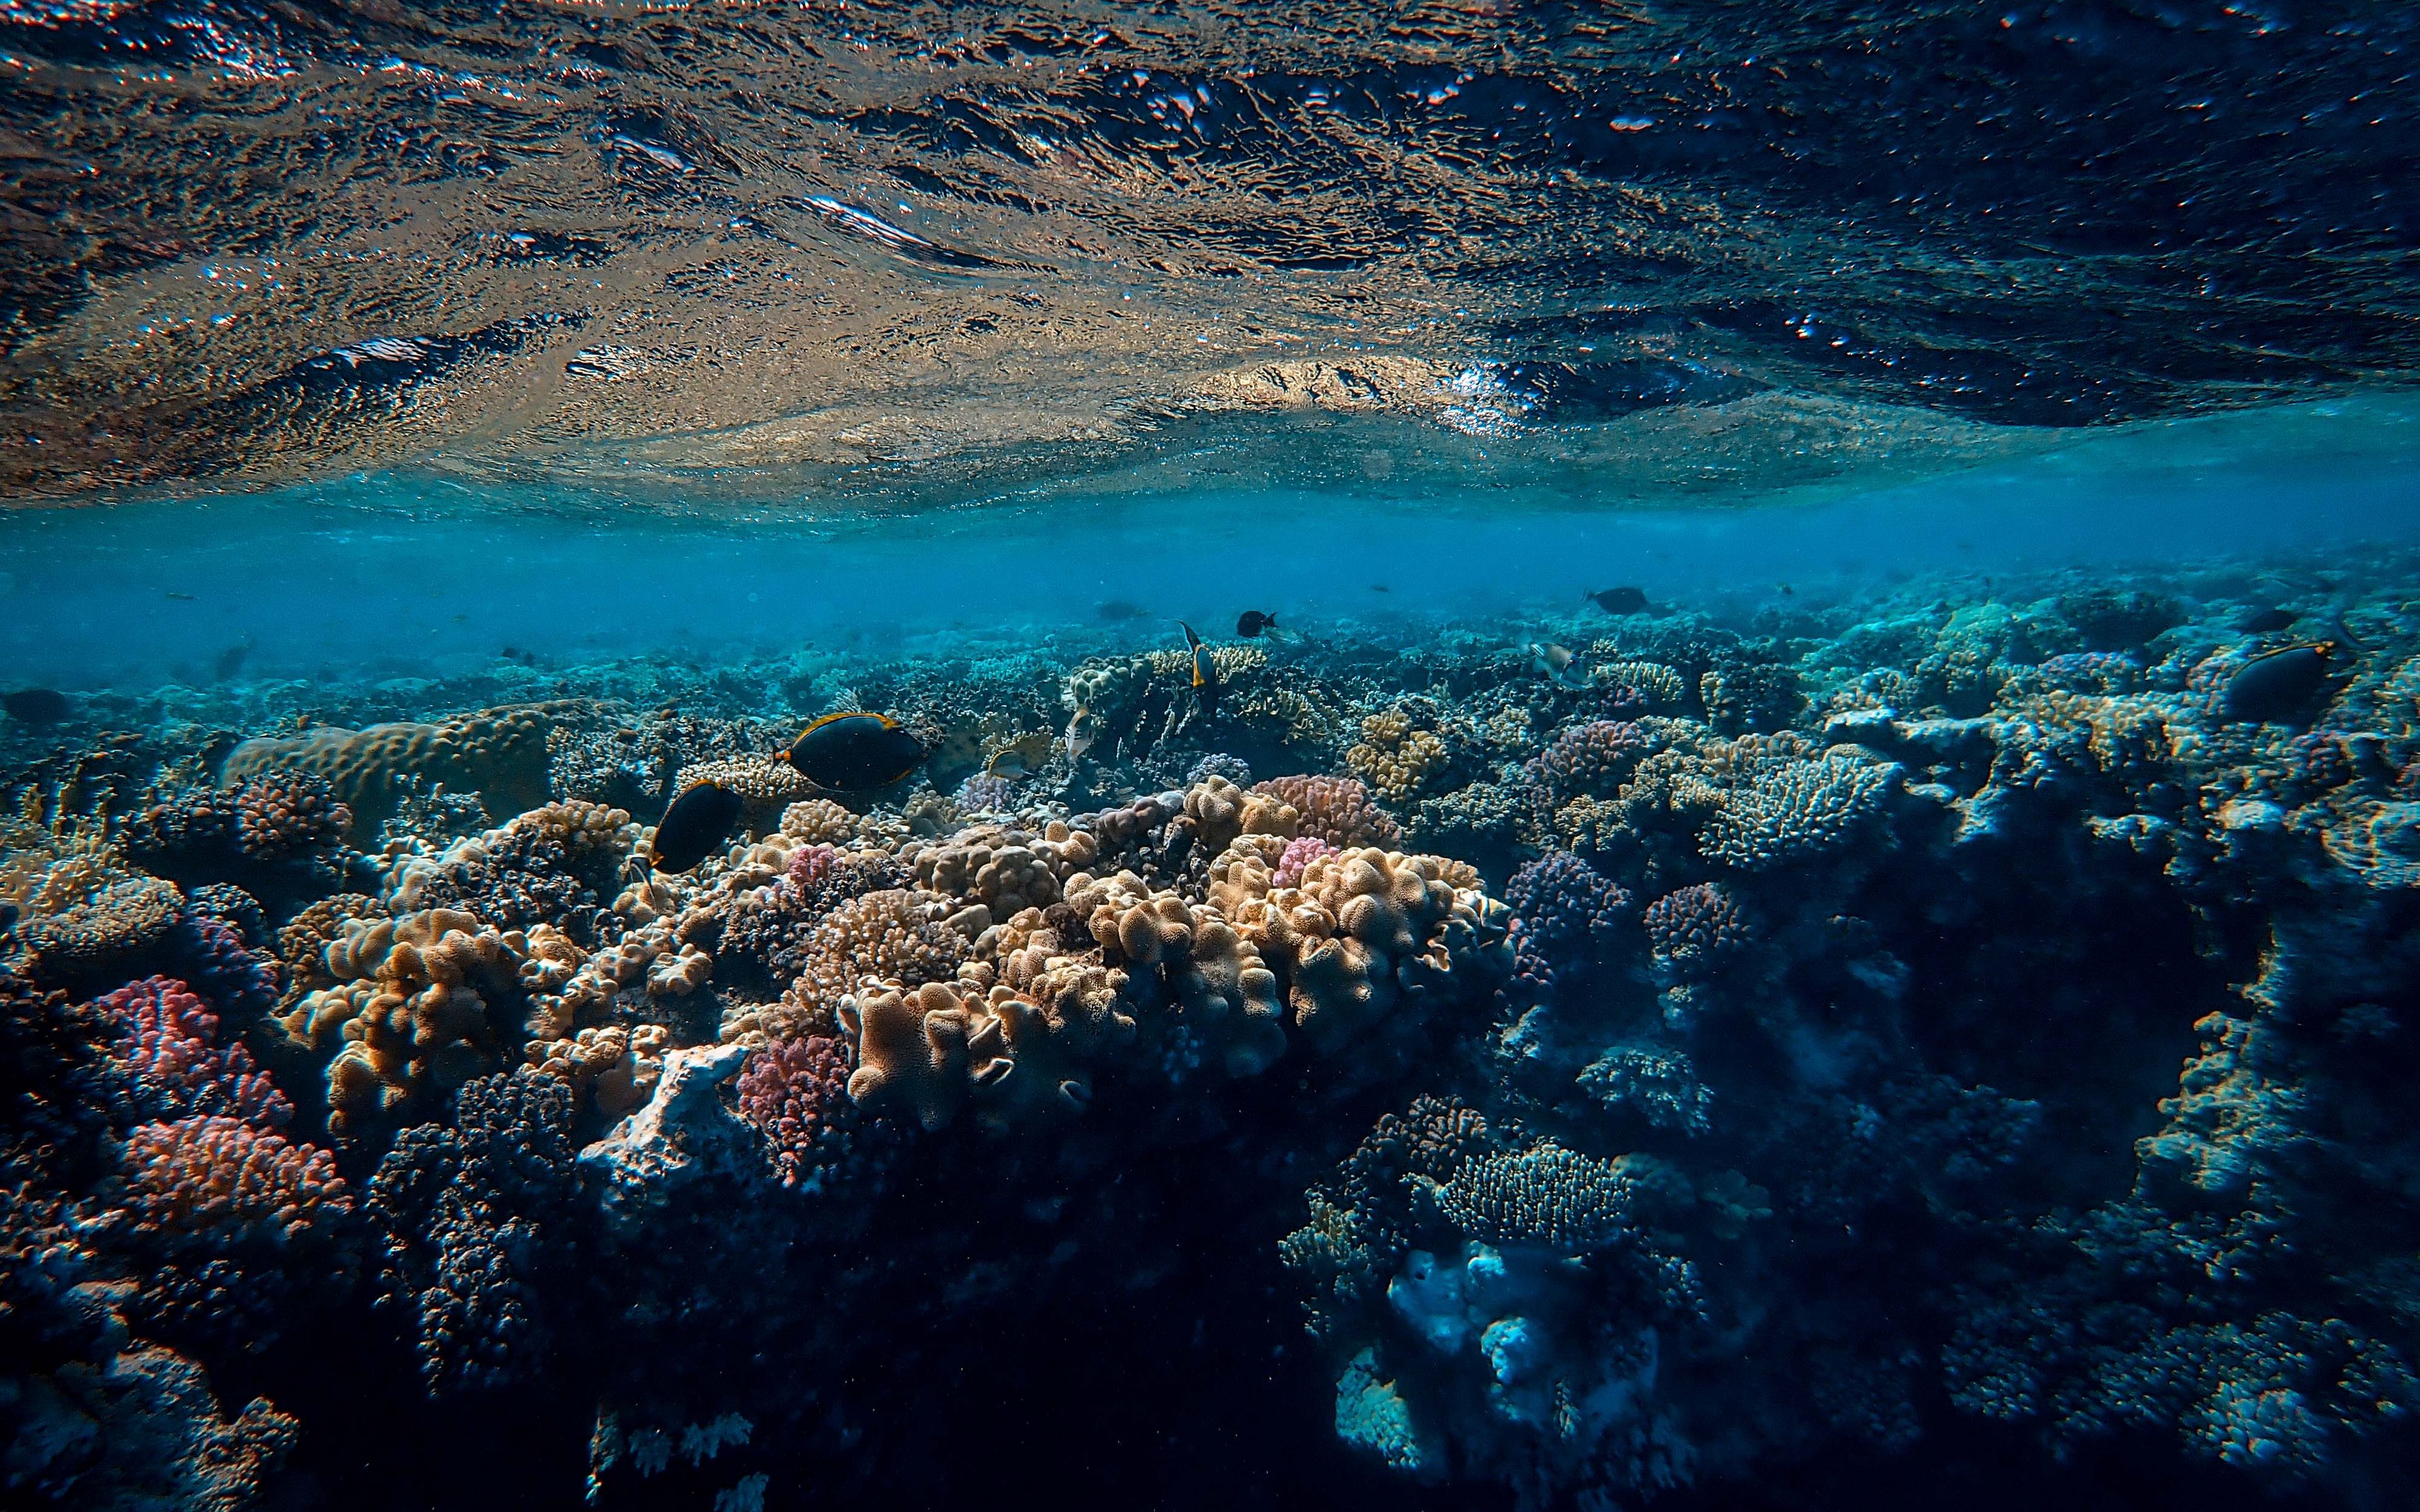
[101,976,292,1129]
[786,842,839,892]
[118,1116,351,1246]
[1276,835,1338,890]
[1253,775,1401,848]
[1535,720,1652,799]
[735,1034,856,1191]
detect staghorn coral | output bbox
[97,976,292,1130]
[1693,743,1899,871]
[1255,774,1402,849]
[115,1116,352,1248]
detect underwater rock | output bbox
[579,1041,753,1234]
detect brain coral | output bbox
[117,1116,352,1249]
[1641,883,1753,980]
[1536,721,1654,800]
[99,976,292,1130]
[277,908,532,1137]
[222,701,570,840]
[1253,776,1402,849]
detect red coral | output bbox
[1253,776,1401,849]
[735,1035,855,1190]
[786,842,839,892]
[118,1116,351,1246]
[101,976,291,1129]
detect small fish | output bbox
[2221,643,2341,724]
[1235,610,1304,644]
[647,781,744,873]
[1584,586,1649,616]
[1177,620,1220,716]
[1064,705,1102,760]
[783,711,925,790]
[1777,583,1795,597]
[1095,598,1150,622]
[164,591,197,602]
[212,642,252,681]
[2,689,70,724]
[1369,583,1391,593]
[985,731,1054,780]
[1524,643,1590,690]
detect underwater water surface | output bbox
[7,3,2420,1511]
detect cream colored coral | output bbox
[1347,711,1452,805]
[780,798,859,845]
[528,1023,671,1116]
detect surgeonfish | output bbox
[2220,642,2342,724]
[648,781,744,873]
[784,711,926,790]
[1236,609,1304,644]
[1,689,69,724]
[1524,642,1591,690]
[1177,620,1220,716]
[1584,586,1650,616]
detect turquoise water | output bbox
[9,2,2420,1508]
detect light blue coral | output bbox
[1334,1348,1438,1477]
[1696,752,1899,871]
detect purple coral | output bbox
[175,914,284,1019]
[99,976,292,1130]
[736,1034,856,1191]
[1642,883,1753,978]
[1253,776,1402,849]
[1534,720,1652,800]
[1502,852,1631,1005]
[954,772,1018,814]
[1276,835,1338,890]
[118,1116,351,1247]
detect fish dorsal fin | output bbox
[797,710,893,742]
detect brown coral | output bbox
[222,702,571,840]
[1253,776,1402,849]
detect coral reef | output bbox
[10,559,2420,1509]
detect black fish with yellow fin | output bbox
[1236,609,1304,645]
[784,710,925,790]
[648,781,744,873]
[2,689,69,724]
[2220,642,2343,724]
[1177,620,1219,717]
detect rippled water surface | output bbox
[4,0,2416,503]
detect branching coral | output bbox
[366,1072,579,1392]
[98,976,292,1130]
[1640,883,1752,980]
[1535,720,1654,800]
[115,1116,351,1248]
[734,1033,859,1191]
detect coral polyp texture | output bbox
[9,555,2420,1509]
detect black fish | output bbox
[2,689,69,724]
[1177,620,1219,716]
[2240,606,2298,633]
[648,781,744,873]
[1095,598,1150,622]
[784,711,925,790]
[1236,609,1276,638]
[1586,586,1649,615]
[2221,643,2339,724]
